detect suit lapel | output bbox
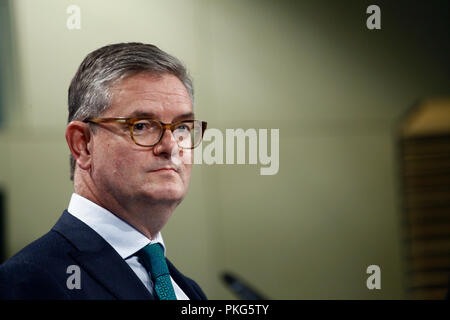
[52,211,154,300]
[167,259,203,300]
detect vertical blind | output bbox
[399,100,450,299]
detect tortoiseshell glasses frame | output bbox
[83,117,207,149]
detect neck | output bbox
[74,173,180,240]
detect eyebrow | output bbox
[127,111,195,122]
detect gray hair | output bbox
[67,42,194,181]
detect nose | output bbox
[153,128,179,157]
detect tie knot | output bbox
[138,243,169,279]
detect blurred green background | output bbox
[0,0,449,299]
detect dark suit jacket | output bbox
[0,210,207,300]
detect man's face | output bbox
[89,73,193,206]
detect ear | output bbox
[65,121,92,171]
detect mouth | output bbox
[151,167,178,173]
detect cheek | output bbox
[110,157,131,178]
[182,163,192,187]
[95,144,136,180]
[179,150,192,176]
[179,149,193,165]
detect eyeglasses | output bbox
[83,117,207,149]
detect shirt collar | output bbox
[67,193,166,259]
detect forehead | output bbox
[105,73,193,119]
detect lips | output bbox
[151,167,177,172]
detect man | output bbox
[0,42,207,300]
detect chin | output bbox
[144,186,186,202]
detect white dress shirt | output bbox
[67,193,189,300]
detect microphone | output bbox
[221,272,268,300]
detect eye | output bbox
[133,120,160,132]
[175,123,191,132]
[133,122,149,131]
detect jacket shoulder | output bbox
[0,230,73,299]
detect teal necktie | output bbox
[138,243,177,300]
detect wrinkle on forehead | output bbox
[107,73,192,116]
[112,73,189,98]
[114,89,190,103]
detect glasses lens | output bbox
[132,119,205,148]
[173,120,204,149]
[132,119,161,146]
